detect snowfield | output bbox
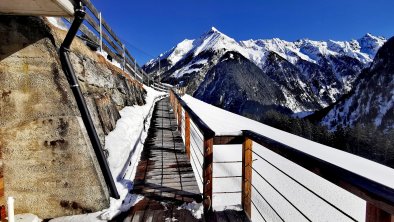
[181,94,394,222]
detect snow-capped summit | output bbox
[144,27,243,74]
[210,26,219,32]
[358,33,386,57]
[242,34,385,67]
[143,29,387,118]
[193,27,246,56]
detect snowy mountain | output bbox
[320,36,394,131]
[143,27,386,115]
[193,51,291,120]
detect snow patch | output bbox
[14,214,42,222]
[46,17,68,30]
[178,201,203,219]
[51,86,166,221]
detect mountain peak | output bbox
[360,33,386,41]
[210,26,219,33]
[204,26,225,37]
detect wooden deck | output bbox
[113,98,249,222]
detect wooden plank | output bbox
[65,18,99,43]
[185,112,191,159]
[242,137,252,219]
[214,136,244,145]
[152,210,165,221]
[131,211,144,222]
[66,18,121,65]
[84,13,124,58]
[125,49,137,66]
[366,203,394,222]
[203,137,213,214]
[224,210,250,222]
[80,0,100,19]
[142,210,154,222]
[82,0,125,49]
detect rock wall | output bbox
[0,16,146,218]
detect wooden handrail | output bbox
[169,90,394,221]
[170,90,215,138]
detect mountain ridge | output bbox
[143,27,386,116]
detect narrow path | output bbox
[118,98,201,222]
[114,97,250,222]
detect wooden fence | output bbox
[169,89,394,222]
[63,0,168,89]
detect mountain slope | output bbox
[194,51,291,120]
[321,37,394,131]
[144,27,386,113]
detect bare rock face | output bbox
[0,15,146,218]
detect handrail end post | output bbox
[366,203,393,222]
[242,136,253,219]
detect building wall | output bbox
[0,16,146,218]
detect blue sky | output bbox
[91,0,394,65]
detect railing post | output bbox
[122,44,126,71]
[185,111,191,159]
[366,203,393,222]
[177,101,182,131]
[134,61,137,78]
[99,12,103,52]
[203,137,214,214]
[242,137,253,218]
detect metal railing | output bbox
[169,89,394,222]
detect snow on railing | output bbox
[169,89,394,222]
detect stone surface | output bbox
[0,15,146,218]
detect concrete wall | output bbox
[0,16,146,218]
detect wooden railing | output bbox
[62,0,168,89]
[169,89,394,222]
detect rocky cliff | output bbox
[0,15,146,218]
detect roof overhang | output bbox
[0,0,76,17]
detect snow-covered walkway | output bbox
[114,98,250,222]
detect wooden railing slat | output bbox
[82,0,126,49]
[79,0,143,80]
[84,13,124,58]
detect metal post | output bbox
[99,12,103,52]
[134,60,137,79]
[158,57,161,83]
[59,2,119,199]
[122,44,125,71]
